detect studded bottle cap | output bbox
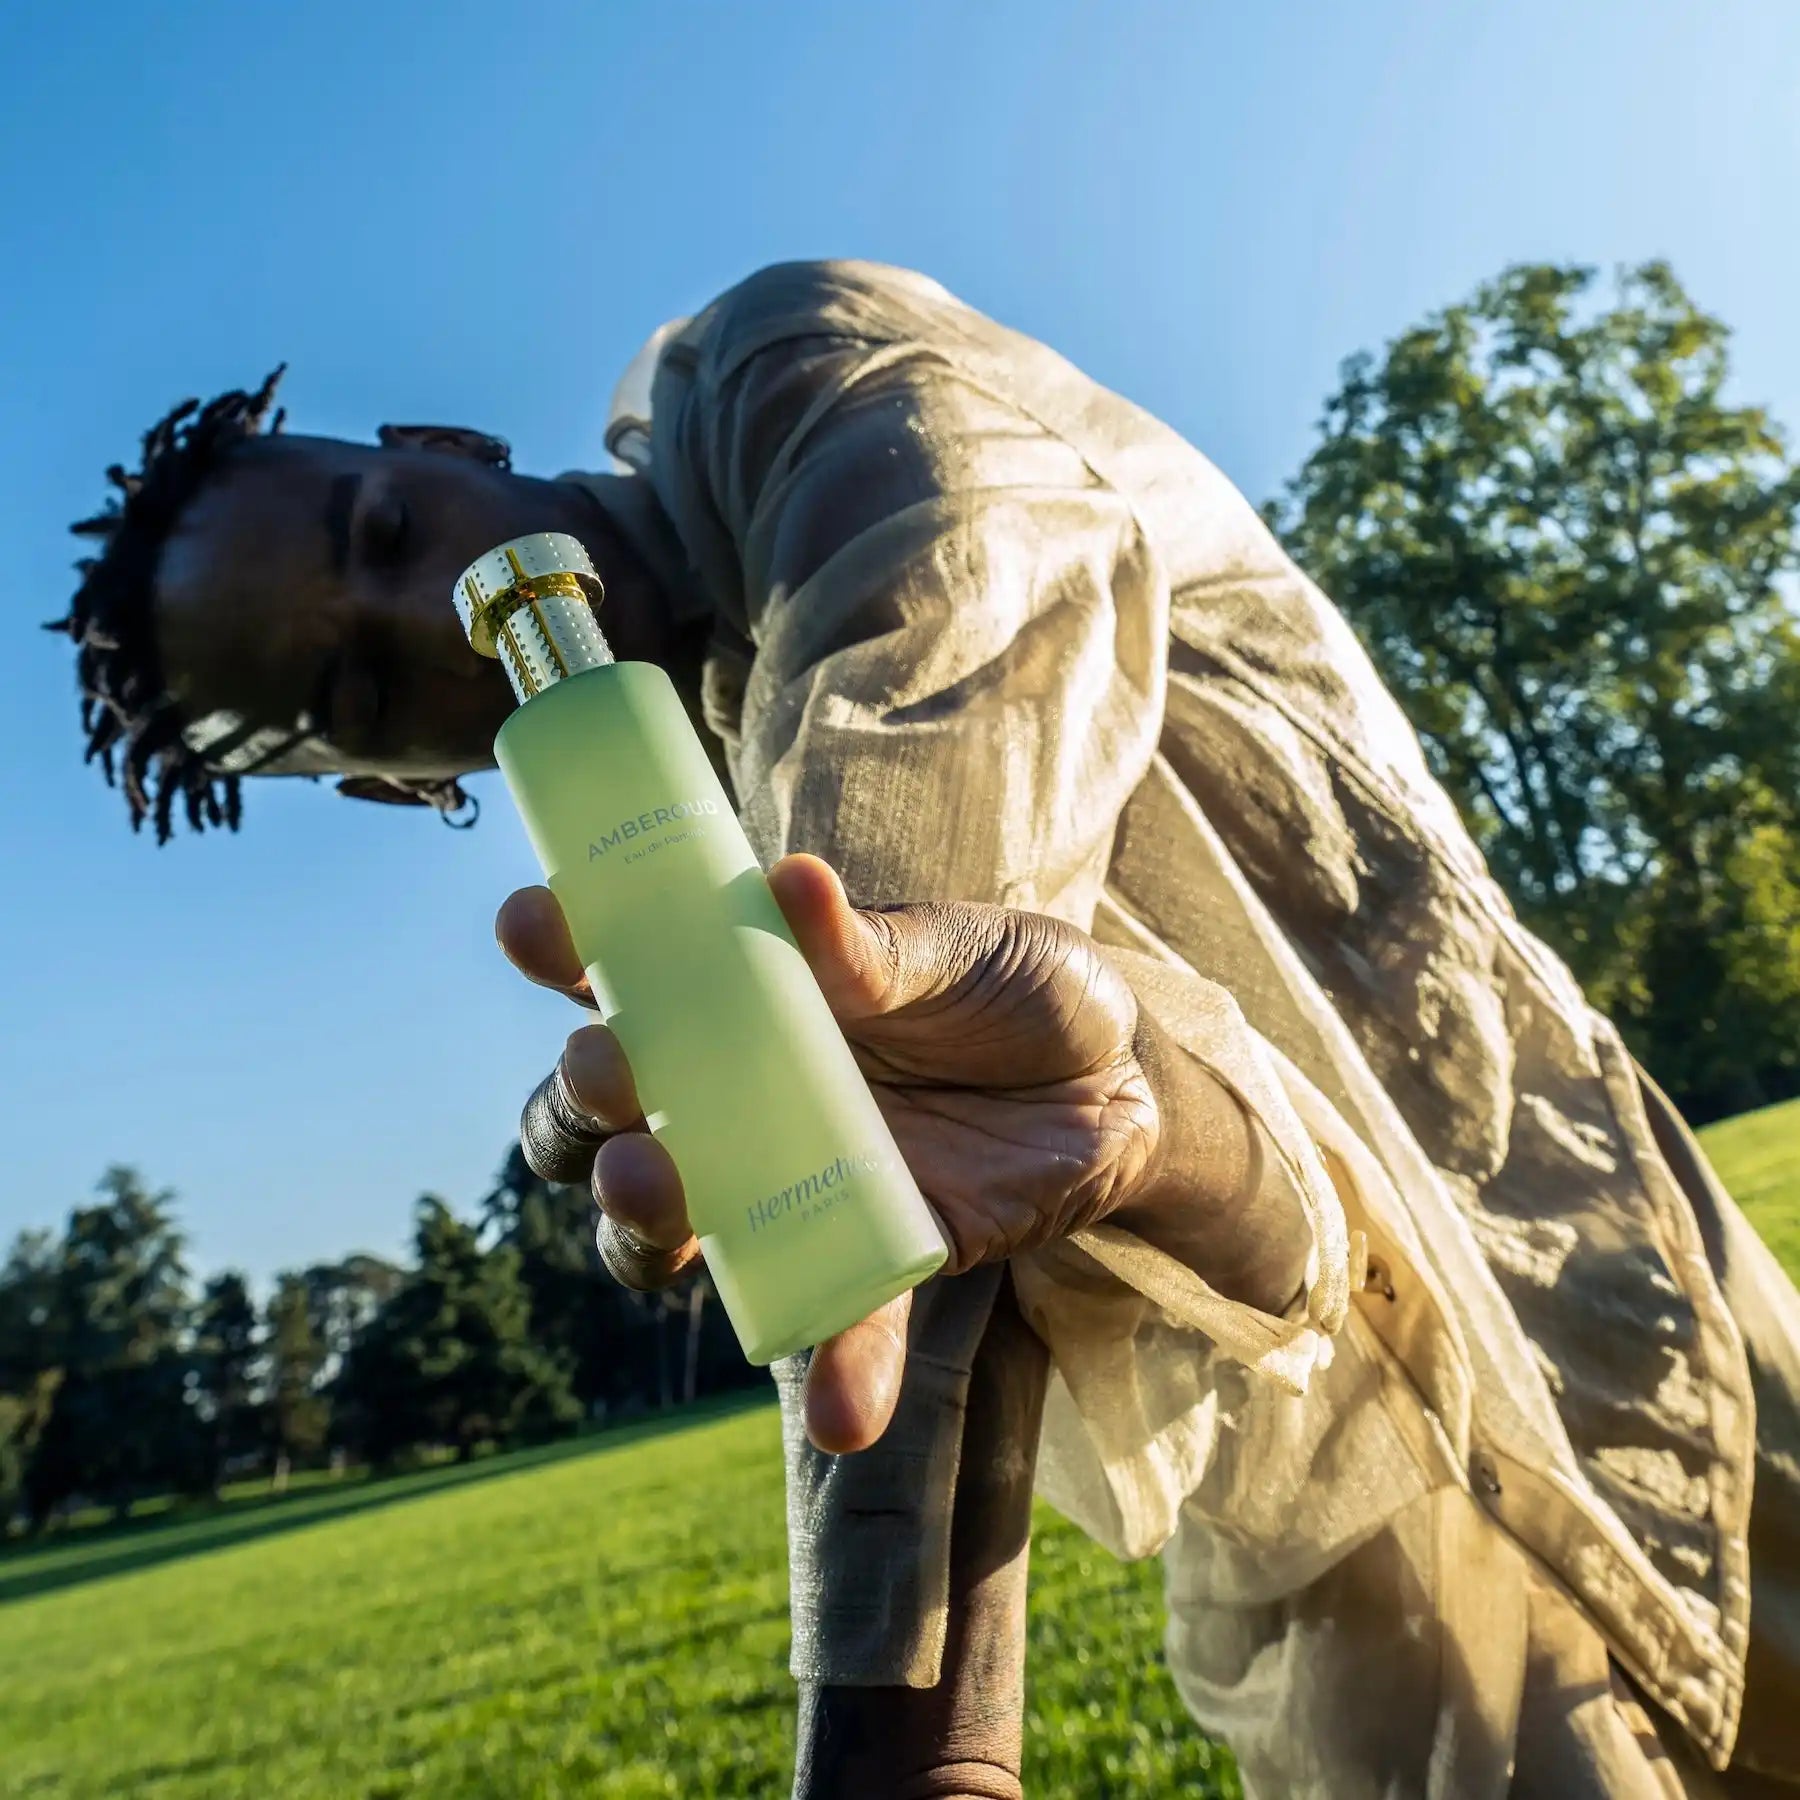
[452,532,614,702]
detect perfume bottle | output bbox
[453,532,948,1365]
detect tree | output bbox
[24,1169,196,1523]
[0,1229,62,1396]
[0,1387,49,1530]
[191,1272,260,1496]
[0,1230,67,1528]
[264,1273,328,1491]
[1267,260,1800,1119]
[480,1145,753,1416]
[481,1144,656,1414]
[480,1146,611,1404]
[298,1253,403,1467]
[339,1196,577,1466]
[301,1253,403,1383]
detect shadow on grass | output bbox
[0,1388,774,1609]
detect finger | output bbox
[563,1024,643,1130]
[801,1286,912,1454]
[766,853,1008,1026]
[518,1024,643,1184]
[593,1132,699,1290]
[496,885,594,1006]
[765,854,891,1020]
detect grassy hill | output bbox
[0,1100,1791,1798]
[1703,1097,1800,1272]
[0,1397,1230,1799]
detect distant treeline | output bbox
[0,1151,759,1534]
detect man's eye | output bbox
[364,496,410,564]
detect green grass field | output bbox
[2,1100,1793,1799]
[0,1397,1232,1799]
[1704,1097,1800,1271]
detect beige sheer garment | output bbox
[576,260,1799,1796]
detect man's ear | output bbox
[376,423,512,469]
[336,773,480,828]
[336,774,435,807]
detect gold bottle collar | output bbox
[452,533,614,703]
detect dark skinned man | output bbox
[53,260,1800,1797]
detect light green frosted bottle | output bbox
[453,532,948,1365]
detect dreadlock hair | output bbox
[47,368,478,843]
[47,367,291,843]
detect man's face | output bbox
[153,433,591,782]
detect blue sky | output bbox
[3,0,1798,1291]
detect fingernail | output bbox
[561,1033,625,1129]
[552,1061,608,1135]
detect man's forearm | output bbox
[1110,1007,1314,1318]
[792,1564,1025,1800]
[792,1274,1049,1800]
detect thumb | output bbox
[802,1287,912,1453]
[765,853,924,1023]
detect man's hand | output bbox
[497,851,1301,1456]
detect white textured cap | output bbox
[452,531,604,656]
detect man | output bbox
[51,259,1800,1796]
